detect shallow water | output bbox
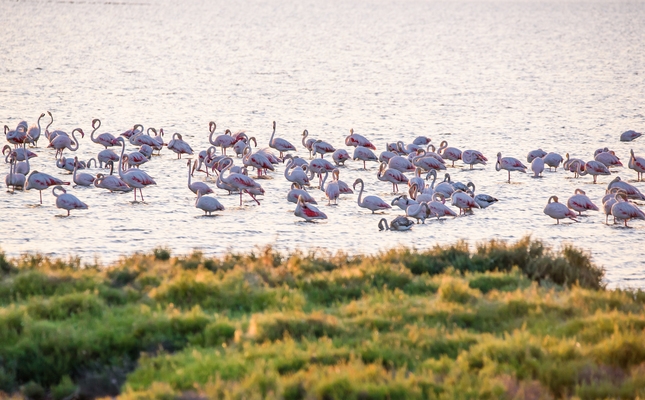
[1,0,644,288]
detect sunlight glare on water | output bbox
[1,0,644,288]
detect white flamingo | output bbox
[353,178,391,213]
[462,149,487,169]
[295,195,327,222]
[5,155,25,192]
[465,183,498,209]
[48,128,84,158]
[530,157,544,177]
[26,171,70,204]
[406,202,430,224]
[283,156,310,187]
[268,121,296,158]
[377,162,408,193]
[90,118,117,148]
[496,152,526,183]
[566,188,598,215]
[287,183,317,204]
[332,149,351,166]
[526,149,547,163]
[353,146,378,169]
[620,130,642,142]
[628,149,645,181]
[607,176,645,200]
[217,157,263,206]
[438,140,462,167]
[52,185,88,216]
[115,137,156,201]
[543,152,563,171]
[345,128,376,149]
[195,189,225,216]
[167,133,194,159]
[543,196,577,224]
[187,160,213,195]
[611,193,645,227]
[451,189,480,214]
[73,157,95,187]
[321,171,340,205]
[25,113,46,147]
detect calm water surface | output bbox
[1,0,644,288]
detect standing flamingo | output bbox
[332,149,351,166]
[353,178,391,213]
[320,171,340,205]
[301,129,317,158]
[242,145,275,177]
[465,183,498,209]
[377,162,408,193]
[167,133,194,159]
[579,160,611,184]
[566,189,598,215]
[73,157,96,187]
[195,189,225,216]
[283,156,310,187]
[209,123,235,155]
[287,183,317,204]
[611,193,645,227]
[527,149,547,163]
[607,176,645,200]
[496,152,527,183]
[428,192,457,219]
[268,121,296,157]
[52,185,88,216]
[5,155,25,192]
[25,113,46,147]
[438,141,462,167]
[187,160,213,195]
[406,202,430,224]
[543,152,563,171]
[451,190,480,214]
[345,128,376,150]
[628,149,645,181]
[462,149,487,169]
[543,196,577,224]
[217,157,263,206]
[48,128,84,158]
[26,171,70,204]
[353,146,378,169]
[295,195,327,222]
[530,157,544,178]
[115,137,156,201]
[90,119,117,148]
[311,140,336,159]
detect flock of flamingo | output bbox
[3,112,645,229]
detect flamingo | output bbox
[410,182,434,204]
[526,149,547,163]
[353,146,378,170]
[438,140,462,167]
[566,188,598,215]
[406,202,430,224]
[564,153,585,171]
[129,127,159,148]
[379,150,398,164]
[25,113,46,147]
[97,149,120,168]
[496,152,526,183]
[12,144,31,176]
[195,189,225,216]
[89,119,117,148]
[602,189,624,224]
[345,128,376,150]
[620,130,642,142]
[424,144,446,164]
[2,144,37,162]
[377,162,408,193]
[378,216,414,231]
[387,155,415,173]
[543,195,577,224]
[580,160,611,184]
[48,128,84,158]
[115,137,156,201]
[462,149,487,169]
[187,160,213,195]
[5,155,25,192]
[52,185,88,216]
[451,189,480,214]
[139,144,153,159]
[409,168,425,191]
[295,195,327,222]
[217,157,263,206]
[628,149,645,181]
[607,176,645,200]
[4,124,30,147]
[321,171,340,205]
[26,171,70,204]
[611,193,645,227]
[283,157,310,187]
[530,157,544,177]
[312,140,336,159]
[287,183,317,204]
[209,123,235,155]
[151,128,165,153]
[332,149,351,166]
[465,182,498,209]
[167,133,194,159]
[332,169,353,194]
[234,136,256,158]
[72,157,95,187]
[594,151,622,168]
[428,192,457,219]
[122,151,148,168]
[353,178,391,213]
[411,150,446,172]
[392,194,419,211]
[268,121,296,157]
[94,164,132,193]
[543,152,563,171]
[397,141,423,155]
[413,136,431,146]
[119,124,143,139]
[301,129,317,158]
[242,145,275,177]
[433,173,454,198]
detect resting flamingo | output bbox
[607,177,645,200]
[628,149,645,181]
[566,189,598,215]
[406,202,430,224]
[462,149,487,169]
[531,157,544,178]
[543,196,577,224]
[268,121,296,157]
[26,171,70,204]
[115,137,156,201]
[217,157,263,205]
[543,152,563,171]
[496,152,526,183]
[332,149,351,166]
[73,157,96,187]
[611,193,645,227]
[90,119,117,148]
[187,160,213,195]
[345,128,376,150]
[526,149,547,163]
[195,189,225,216]
[392,194,418,211]
[387,155,415,173]
[295,195,327,222]
[167,133,194,159]
[311,139,335,159]
[620,130,642,142]
[353,178,391,213]
[594,150,622,168]
[52,185,88,216]
[287,183,317,204]
[580,160,611,184]
[451,189,480,214]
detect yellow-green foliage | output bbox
[1,238,644,399]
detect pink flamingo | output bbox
[411,150,446,172]
[594,150,622,168]
[73,157,95,187]
[48,128,84,158]
[217,157,263,206]
[406,202,430,224]
[526,149,547,163]
[611,193,645,227]
[353,178,391,213]
[295,195,327,222]
[25,113,46,147]
[620,130,642,142]
[26,170,70,204]
[628,149,645,181]
[2,144,37,162]
[187,160,213,195]
[242,145,275,177]
[89,119,117,148]
[283,156,310,187]
[428,192,457,219]
[579,160,611,184]
[543,152,563,171]
[566,189,598,215]
[195,189,225,216]
[119,124,143,139]
[287,183,317,204]
[377,162,408,193]
[97,149,120,168]
[268,121,296,158]
[234,136,256,158]
[301,129,317,158]
[462,149,487,169]
[543,196,577,224]
[209,122,235,155]
[451,189,480,214]
[167,133,193,159]
[353,146,378,169]
[607,176,645,200]
[5,155,25,192]
[52,185,88,216]
[496,152,527,183]
[387,155,415,173]
[332,169,353,194]
[413,136,431,145]
[345,128,376,150]
[531,157,544,178]
[115,137,156,201]
[312,140,336,158]
[332,149,351,166]
[438,141,462,167]
[4,124,30,147]
[321,171,340,205]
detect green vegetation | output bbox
[1,237,644,399]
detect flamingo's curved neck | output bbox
[356,181,365,205]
